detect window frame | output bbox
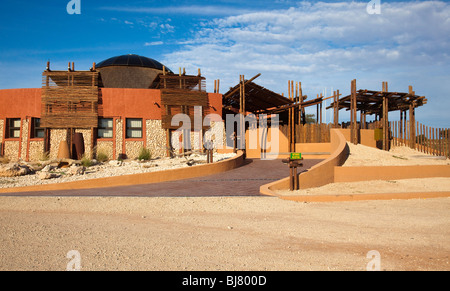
[97,118,114,139]
[126,118,143,139]
[6,118,21,139]
[31,118,45,139]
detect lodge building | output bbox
[0,54,223,162]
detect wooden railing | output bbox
[390,121,450,158]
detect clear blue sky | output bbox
[0,0,449,127]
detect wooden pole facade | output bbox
[350,79,358,144]
[382,81,389,151]
[409,85,416,149]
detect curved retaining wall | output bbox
[261,128,450,202]
[0,151,245,194]
[260,128,349,196]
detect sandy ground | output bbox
[0,144,448,271]
[0,196,448,271]
[344,143,450,167]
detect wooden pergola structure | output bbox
[327,80,427,150]
[223,75,334,152]
[222,74,293,150]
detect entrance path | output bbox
[3,159,323,197]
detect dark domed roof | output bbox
[95,54,172,88]
[96,54,171,71]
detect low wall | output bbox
[335,165,450,182]
[295,143,331,160]
[280,191,450,203]
[262,127,450,202]
[0,151,245,194]
[261,128,349,195]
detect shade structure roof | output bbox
[223,80,293,113]
[96,54,171,72]
[327,89,427,114]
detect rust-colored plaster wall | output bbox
[99,88,162,119]
[0,89,41,118]
[99,89,222,119]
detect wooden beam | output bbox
[350,79,358,144]
[223,73,261,100]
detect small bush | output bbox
[40,151,50,161]
[96,150,109,163]
[0,156,10,164]
[81,154,93,167]
[138,147,151,161]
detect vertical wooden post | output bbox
[382,81,389,151]
[319,95,323,124]
[416,121,420,152]
[165,105,171,157]
[238,75,246,150]
[350,79,357,144]
[162,66,167,88]
[399,111,403,146]
[288,80,292,152]
[242,75,246,115]
[299,82,303,125]
[198,69,202,91]
[422,123,425,154]
[409,103,415,149]
[408,86,416,150]
[291,81,295,152]
[447,128,450,158]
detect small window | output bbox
[32,118,44,138]
[7,118,21,138]
[98,118,113,138]
[126,118,143,138]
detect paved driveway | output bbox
[3,159,323,197]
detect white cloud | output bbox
[144,41,164,46]
[162,1,450,127]
[166,2,450,87]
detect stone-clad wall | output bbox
[29,140,44,161]
[1,117,197,161]
[125,140,143,159]
[146,120,166,158]
[4,141,19,160]
[115,118,123,158]
[49,129,68,160]
[96,141,114,160]
[169,121,226,154]
[20,119,29,159]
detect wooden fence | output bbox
[390,121,450,158]
[278,120,449,159]
[279,123,332,144]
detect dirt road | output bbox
[0,196,448,271]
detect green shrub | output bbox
[81,155,93,167]
[138,147,151,161]
[40,151,50,161]
[96,150,109,163]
